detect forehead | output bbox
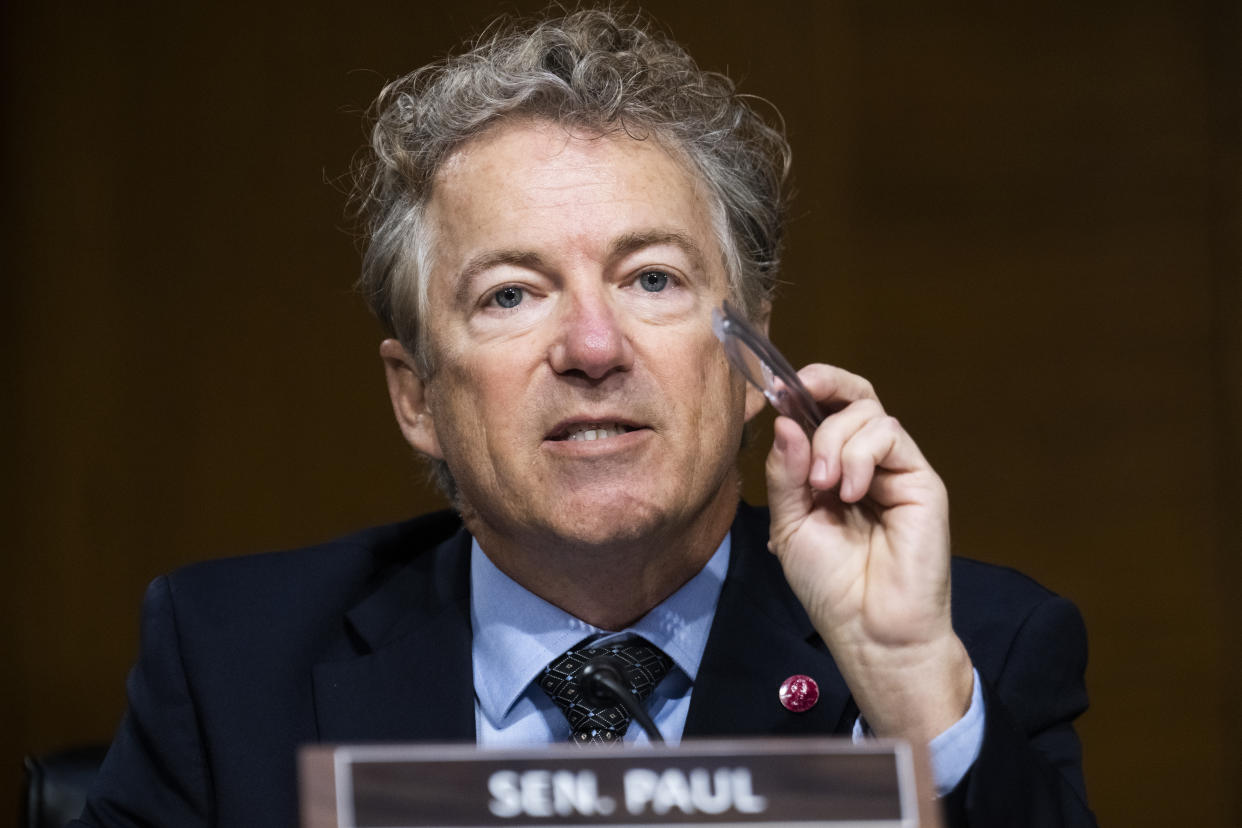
[424,119,720,276]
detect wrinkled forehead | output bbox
[435,115,706,188]
[430,118,716,218]
[424,118,726,281]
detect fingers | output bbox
[768,363,936,514]
[793,364,932,504]
[835,415,927,503]
[807,397,886,492]
[797,364,881,410]
[765,415,815,528]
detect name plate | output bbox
[300,738,938,828]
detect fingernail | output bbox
[811,458,827,483]
[774,430,788,454]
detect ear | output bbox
[743,380,768,423]
[742,301,772,423]
[379,338,443,459]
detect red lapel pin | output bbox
[778,674,819,712]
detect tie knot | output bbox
[538,636,673,745]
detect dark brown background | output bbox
[3,2,1239,825]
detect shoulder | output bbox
[166,510,462,589]
[950,556,1062,616]
[151,510,464,647]
[733,502,1078,634]
[949,557,1087,679]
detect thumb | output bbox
[765,416,814,537]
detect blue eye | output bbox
[493,286,523,308]
[638,270,669,292]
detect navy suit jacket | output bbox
[75,504,1094,827]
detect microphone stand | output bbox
[580,657,665,744]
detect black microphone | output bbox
[579,656,665,744]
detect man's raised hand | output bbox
[764,364,973,744]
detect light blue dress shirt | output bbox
[469,533,983,795]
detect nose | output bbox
[547,288,635,381]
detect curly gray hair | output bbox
[354,7,790,368]
[352,7,791,499]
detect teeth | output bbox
[566,423,633,441]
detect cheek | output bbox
[423,362,479,450]
[701,338,745,402]
[677,339,748,429]
[431,357,531,443]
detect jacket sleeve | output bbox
[941,595,1096,827]
[71,576,214,827]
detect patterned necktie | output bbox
[538,636,673,745]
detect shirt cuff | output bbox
[850,667,985,797]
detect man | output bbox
[76,9,1093,827]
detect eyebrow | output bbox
[608,230,707,274]
[452,229,708,306]
[454,250,548,306]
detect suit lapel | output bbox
[309,505,855,745]
[685,504,857,737]
[312,528,477,743]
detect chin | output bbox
[544,493,669,548]
[537,480,733,551]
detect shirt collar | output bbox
[470,534,731,724]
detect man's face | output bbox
[390,120,762,549]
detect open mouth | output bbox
[548,422,644,442]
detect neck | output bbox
[463,483,739,630]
